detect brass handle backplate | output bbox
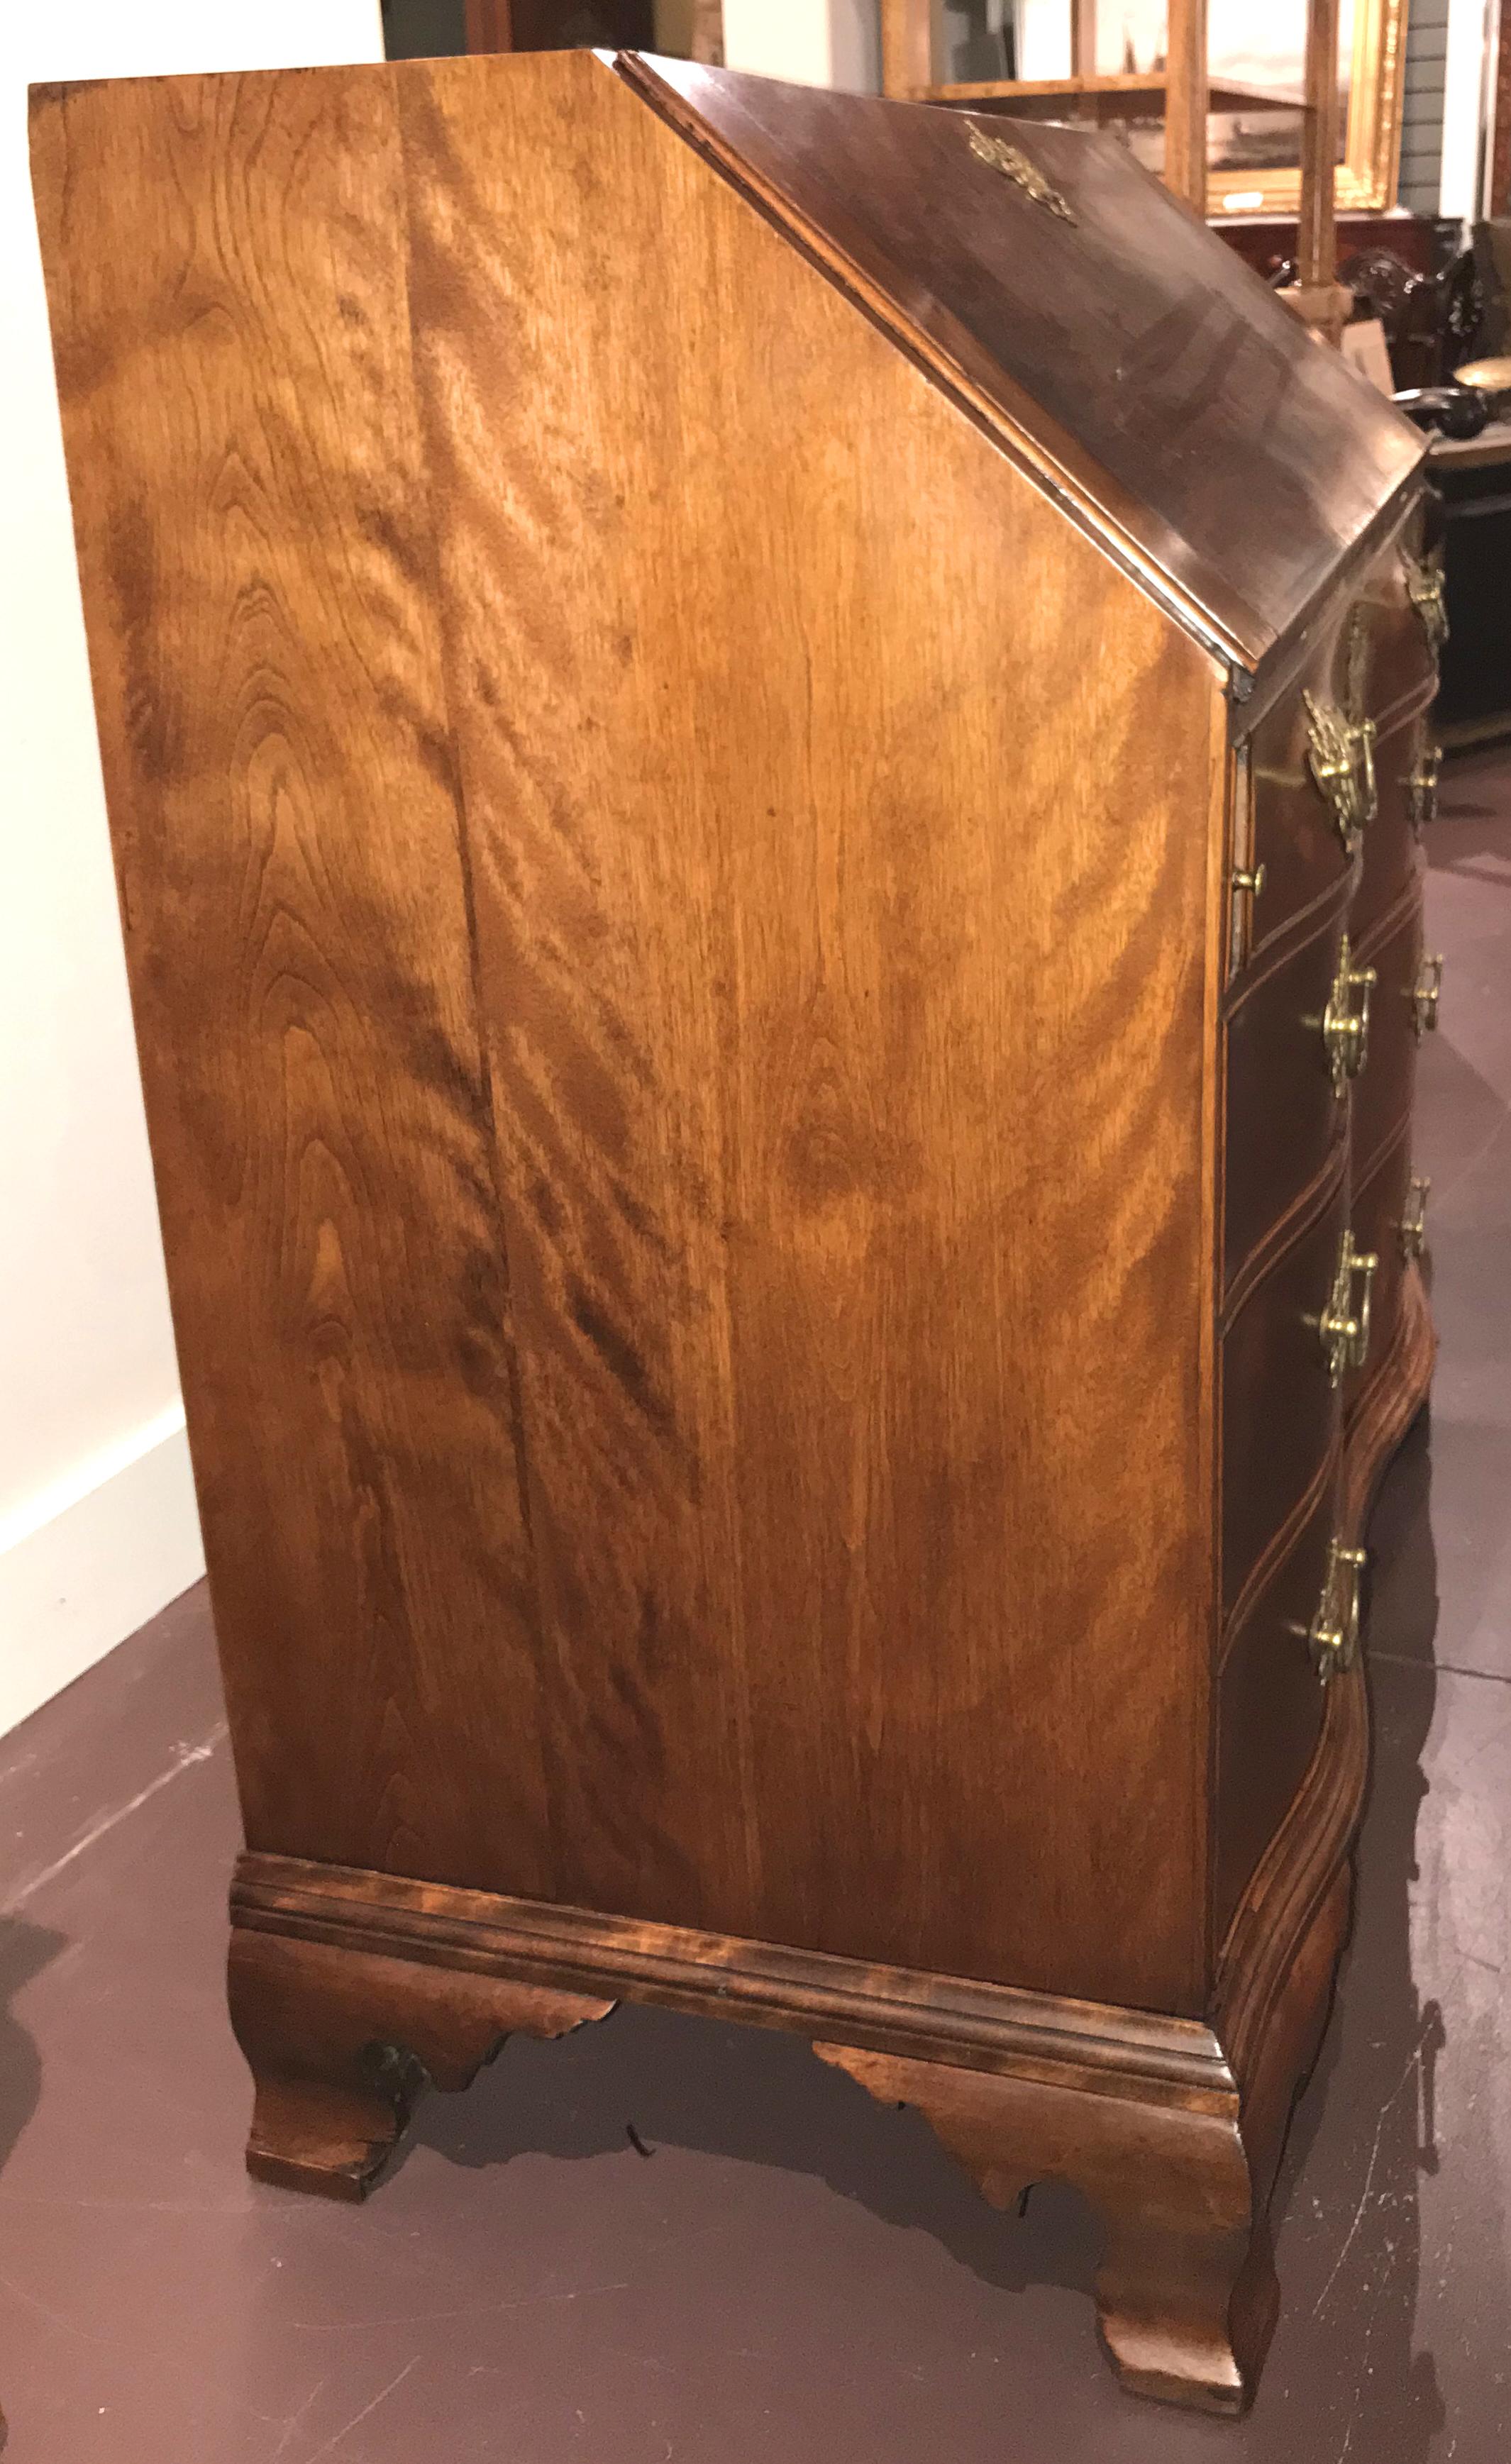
[1304,692,1377,852]
[1322,933,1376,1094]
[1319,1227,1379,1387]
[1310,1538,1368,1682]
[1400,1173,1431,1262]
[1406,740,1441,834]
[1413,952,1444,1036]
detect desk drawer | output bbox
[1357,535,1440,726]
[1351,715,1427,945]
[1224,903,1352,1293]
[1351,884,1424,1182]
[1222,1168,1349,1620]
[1247,679,1357,958]
[1215,1465,1338,1941]
[1345,1122,1420,1424]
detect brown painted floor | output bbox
[1,759,1510,2463]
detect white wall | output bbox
[0,1,385,1736]
[722,0,881,91]
[1439,0,1492,216]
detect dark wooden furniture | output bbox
[1430,419,1511,745]
[1217,218,1475,388]
[463,0,653,48]
[1219,210,1460,285]
[32,53,1439,2417]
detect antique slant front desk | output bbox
[33,52,1441,2415]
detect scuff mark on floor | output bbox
[299,2355,421,2461]
[4,1722,226,1909]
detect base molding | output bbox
[226,1262,1437,2407]
[232,1855,1232,2107]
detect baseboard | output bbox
[0,1404,205,1736]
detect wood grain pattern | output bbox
[30,70,555,1894]
[233,1850,1236,2103]
[397,49,1217,2009]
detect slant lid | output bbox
[617,55,1424,682]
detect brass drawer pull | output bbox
[1321,934,1376,1094]
[1232,862,1266,901]
[1310,1538,1368,1682]
[1412,952,1444,1036]
[1405,740,1441,833]
[1304,692,1377,851]
[1402,548,1449,656]
[1400,1174,1431,1262]
[1319,1227,1378,1386]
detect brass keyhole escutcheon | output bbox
[1322,934,1376,1095]
[1413,952,1444,1036]
[1319,1227,1378,1387]
[1310,1538,1368,1682]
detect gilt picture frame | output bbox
[1199,0,1409,216]
[1078,0,1410,215]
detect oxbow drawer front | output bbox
[1222,1167,1355,1619]
[1350,714,1426,943]
[1358,543,1443,725]
[1223,898,1361,1293]
[1247,675,1362,957]
[1345,1122,1421,1421]
[1350,884,1424,1177]
[1215,1463,1340,1940]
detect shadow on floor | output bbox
[0,1916,66,2180]
[385,1416,1449,2448]
[0,1911,68,2453]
